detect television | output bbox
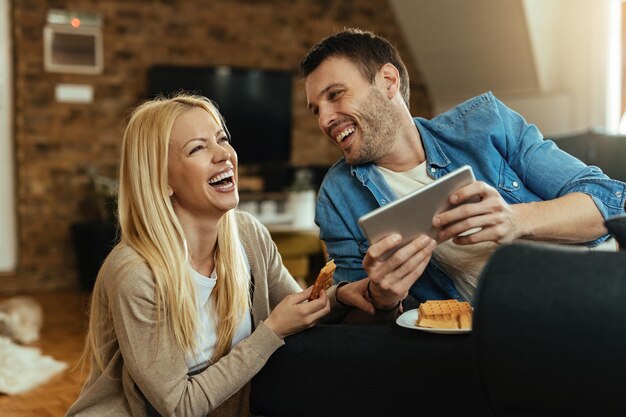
[148,65,292,166]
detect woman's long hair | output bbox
[83,94,250,372]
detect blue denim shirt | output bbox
[315,92,626,303]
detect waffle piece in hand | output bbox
[308,260,336,301]
[417,299,473,329]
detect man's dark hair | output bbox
[300,28,410,109]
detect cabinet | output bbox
[268,226,325,289]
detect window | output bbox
[0,0,17,272]
[616,0,626,132]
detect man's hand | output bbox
[433,182,607,245]
[362,233,436,310]
[335,279,374,314]
[433,180,523,245]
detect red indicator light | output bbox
[71,17,81,28]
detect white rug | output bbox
[0,335,67,395]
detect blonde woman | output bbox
[66,94,374,417]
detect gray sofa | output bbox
[552,131,626,182]
[251,217,626,417]
[473,216,626,417]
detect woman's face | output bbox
[167,107,239,221]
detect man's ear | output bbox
[378,63,400,99]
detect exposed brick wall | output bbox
[3,0,432,293]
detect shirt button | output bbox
[430,167,436,173]
[616,191,622,198]
[381,199,387,205]
[512,181,519,188]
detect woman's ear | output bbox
[378,63,400,99]
[167,186,173,197]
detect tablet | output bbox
[358,165,477,260]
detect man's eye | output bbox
[329,91,342,100]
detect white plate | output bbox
[395,308,471,334]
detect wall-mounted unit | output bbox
[44,9,103,74]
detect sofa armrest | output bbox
[251,323,490,417]
[473,242,626,416]
[605,215,626,248]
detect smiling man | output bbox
[301,28,626,308]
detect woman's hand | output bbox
[264,287,331,339]
[363,233,436,310]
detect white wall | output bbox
[516,0,617,135]
[0,0,17,273]
[395,0,619,137]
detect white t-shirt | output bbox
[377,163,497,302]
[185,259,252,372]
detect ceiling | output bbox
[389,0,540,110]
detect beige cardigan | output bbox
[67,211,345,417]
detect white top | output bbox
[185,258,252,372]
[378,163,496,302]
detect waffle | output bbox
[308,260,336,301]
[417,299,472,329]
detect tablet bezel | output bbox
[358,165,476,260]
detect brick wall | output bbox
[3,0,432,293]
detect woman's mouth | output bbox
[208,169,235,191]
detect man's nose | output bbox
[318,105,336,135]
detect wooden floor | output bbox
[0,291,91,417]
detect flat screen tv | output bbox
[148,65,292,166]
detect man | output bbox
[300,28,626,310]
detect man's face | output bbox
[305,56,401,165]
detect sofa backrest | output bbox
[473,242,626,417]
[552,131,626,182]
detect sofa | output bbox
[472,216,626,417]
[251,321,491,417]
[251,217,626,417]
[552,131,626,182]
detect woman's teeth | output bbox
[208,169,234,185]
[335,127,355,143]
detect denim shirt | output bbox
[315,92,626,303]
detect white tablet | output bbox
[358,165,477,260]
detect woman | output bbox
[66,94,371,417]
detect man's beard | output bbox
[346,87,403,166]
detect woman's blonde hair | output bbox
[84,94,250,371]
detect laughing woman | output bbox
[66,94,371,417]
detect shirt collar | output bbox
[348,117,452,180]
[413,117,451,169]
